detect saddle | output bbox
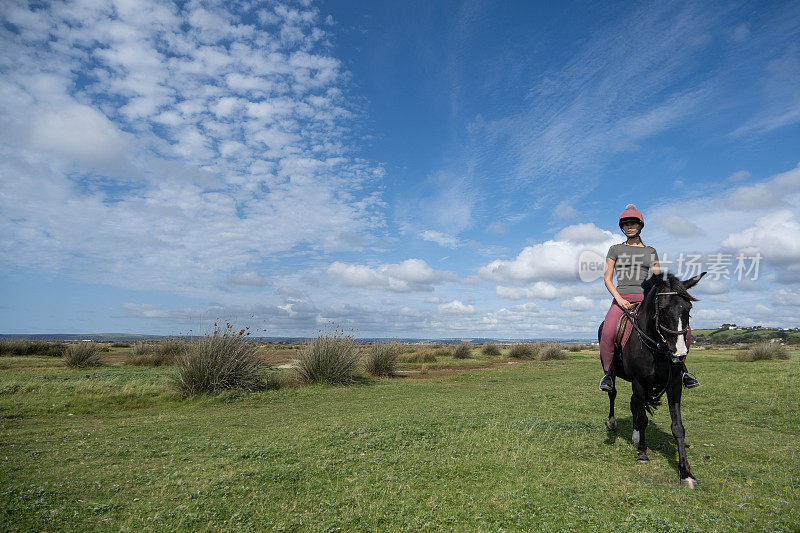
[614,301,641,352]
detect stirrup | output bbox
[599,373,614,392]
[682,371,699,389]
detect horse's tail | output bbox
[642,382,669,414]
[643,394,661,414]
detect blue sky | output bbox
[1,0,799,338]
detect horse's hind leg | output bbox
[606,380,617,431]
[630,383,649,462]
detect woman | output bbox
[598,204,699,391]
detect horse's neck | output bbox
[635,294,658,338]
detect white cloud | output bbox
[327,259,444,292]
[554,223,614,244]
[727,170,750,182]
[552,201,579,219]
[562,296,594,311]
[486,221,508,234]
[420,230,459,248]
[480,223,616,283]
[227,271,272,287]
[496,282,560,300]
[722,211,800,264]
[30,103,127,166]
[122,303,182,319]
[774,288,800,306]
[658,215,704,238]
[437,300,475,315]
[0,1,385,295]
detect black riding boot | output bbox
[681,362,699,388]
[599,371,614,392]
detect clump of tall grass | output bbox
[481,342,501,356]
[539,343,567,360]
[296,331,360,385]
[364,342,401,377]
[508,343,537,359]
[0,339,66,357]
[736,342,790,362]
[128,339,187,366]
[173,325,265,396]
[110,341,131,348]
[62,342,104,367]
[452,343,472,359]
[399,350,437,363]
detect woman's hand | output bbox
[616,297,633,310]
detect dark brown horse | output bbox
[598,272,706,488]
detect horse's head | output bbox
[648,272,706,363]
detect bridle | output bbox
[622,291,690,356]
[654,291,691,343]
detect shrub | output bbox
[736,342,790,362]
[62,342,104,367]
[0,339,65,357]
[173,326,265,396]
[365,342,401,377]
[131,341,158,356]
[110,342,131,348]
[158,339,187,360]
[539,343,566,360]
[481,342,501,356]
[295,332,360,384]
[508,343,536,359]
[399,350,437,363]
[452,343,472,359]
[432,347,451,357]
[128,340,186,366]
[567,344,584,352]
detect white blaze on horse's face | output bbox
[674,317,688,359]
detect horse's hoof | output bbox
[681,477,698,489]
[637,454,649,463]
[606,417,617,431]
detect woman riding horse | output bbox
[598,204,699,391]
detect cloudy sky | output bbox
[1,0,799,338]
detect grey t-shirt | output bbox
[606,243,659,294]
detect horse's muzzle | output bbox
[670,353,687,363]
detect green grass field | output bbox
[2,346,798,531]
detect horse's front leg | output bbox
[630,382,649,462]
[606,378,617,431]
[667,372,697,488]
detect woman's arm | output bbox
[605,257,633,310]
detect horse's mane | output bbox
[642,273,698,302]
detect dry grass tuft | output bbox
[62,342,104,367]
[364,342,401,377]
[481,342,501,356]
[539,343,567,360]
[508,343,537,359]
[173,325,265,396]
[736,342,790,362]
[296,331,360,384]
[452,343,473,359]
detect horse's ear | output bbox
[682,271,707,290]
